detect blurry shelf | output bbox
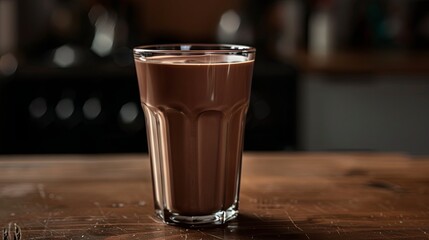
[13,65,136,80]
[291,51,429,76]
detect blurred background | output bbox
[0,0,428,155]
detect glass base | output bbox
[156,205,238,227]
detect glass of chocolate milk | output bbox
[133,44,255,226]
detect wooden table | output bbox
[1,153,429,239]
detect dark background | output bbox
[0,0,428,154]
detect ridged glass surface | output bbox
[134,47,255,225]
[142,103,248,216]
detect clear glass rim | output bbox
[133,44,256,55]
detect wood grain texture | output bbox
[1,152,429,240]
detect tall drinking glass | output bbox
[133,44,255,226]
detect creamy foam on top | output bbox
[139,54,252,65]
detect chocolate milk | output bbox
[135,55,254,216]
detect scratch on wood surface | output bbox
[28,236,58,239]
[419,228,429,239]
[147,214,163,224]
[94,202,129,234]
[37,184,46,200]
[284,211,310,239]
[35,213,66,239]
[114,225,128,234]
[313,203,328,213]
[252,213,264,222]
[329,202,349,212]
[133,213,141,223]
[377,203,393,211]
[336,229,341,235]
[42,212,52,236]
[94,202,107,221]
[197,229,223,240]
[284,210,304,232]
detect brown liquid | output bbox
[135,55,254,215]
